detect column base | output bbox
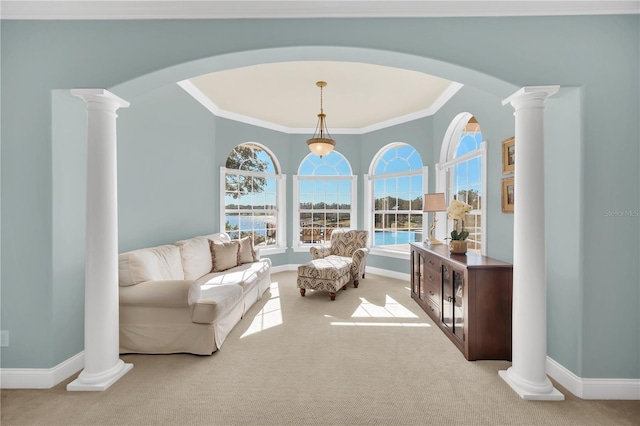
[67,360,133,391]
[499,368,564,401]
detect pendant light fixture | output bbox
[307,81,336,157]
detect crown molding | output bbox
[1,1,638,20]
[178,79,462,135]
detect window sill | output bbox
[292,244,329,253]
[368,247,410,260]
[257,246,287,256]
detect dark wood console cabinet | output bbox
[410,242,513,361]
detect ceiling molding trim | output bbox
[178,79,292,133]
[179,79,464,135]
[1,1,638,20]
[360,81,464,134]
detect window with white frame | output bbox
[367,143,426,253]
[438,115,486,254]
[293,151,356,249]
[221,142,285,253]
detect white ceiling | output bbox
[183,61,460,131]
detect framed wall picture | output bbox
[501,177,514,213]
[502,136,515,174]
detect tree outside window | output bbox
[224,143,279,247]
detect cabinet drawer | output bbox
[425,281,440,306]
[424,298,441,322]
[424,254,441,273]
[424,268,441,287]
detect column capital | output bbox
[502,85,560,108]
[71,88,130,110]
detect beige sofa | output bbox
[118,233,271,355]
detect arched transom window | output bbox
[368,143,426,253]
[439,114,486,254]
[293,151,356,248]
[221,142,284,251]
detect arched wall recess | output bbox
[110,46,519,101]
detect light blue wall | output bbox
[1,16,638,381]
[51,91,88,364]
[118,84,218,251]
[545,88,584,376]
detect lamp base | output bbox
[425,238,443,246]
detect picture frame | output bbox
[501,177,514,213]
[502,136,515,174]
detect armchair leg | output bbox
[300,288,306,297]
[354,279,359,288]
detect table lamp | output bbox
[423,193,446,245]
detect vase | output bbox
[449,240,467,255]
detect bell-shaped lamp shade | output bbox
[307,81,336,158]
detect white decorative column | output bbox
[499,86,564,401]
[67,89,132,391]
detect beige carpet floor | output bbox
[2,271,638,425]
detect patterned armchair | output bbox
[310,229,370,286]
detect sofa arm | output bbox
[350,247,370,274]
[120,280,201,308]
[310,246,331,259]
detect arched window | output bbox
[293,151,356,249]
[366,143,426,254]
[438,114,486,254]
[221,142,285,252]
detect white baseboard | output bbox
[365,266,410,281]
[547,356,640,400]
[1,351,84,389]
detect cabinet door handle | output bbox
[429,290,435,296]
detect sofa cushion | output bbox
[209,239,240,272]
[198,269,259,295]
[191,284,243,324]
[174,236,212,280]
[119,245,185,287]
[197,259,271,286]
[238,236,258,264]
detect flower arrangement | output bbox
[447,199,472,241]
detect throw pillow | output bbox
[209,240,240,272]
[238,235,258,264]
